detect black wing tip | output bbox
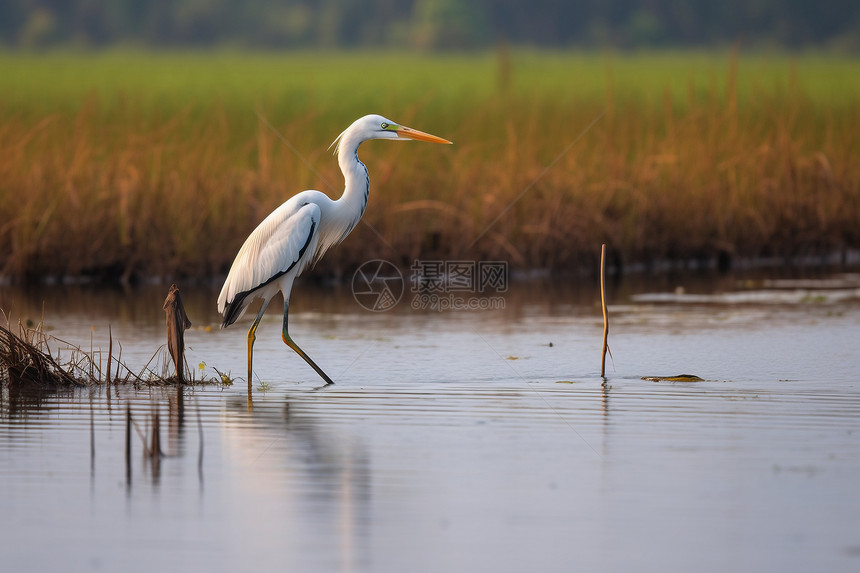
[221,293,248,328]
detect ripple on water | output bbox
[1,281,860,572]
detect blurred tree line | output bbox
[2,0,859,50]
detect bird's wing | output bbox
[218,200,321,316]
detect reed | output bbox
[600,244,609,379]
[0,306,223,387]
[1,50,858,282]
[0,313,82,386]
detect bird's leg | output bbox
[246,300,270,394]
[282,301,335,385]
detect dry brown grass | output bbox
[1,50,858,282]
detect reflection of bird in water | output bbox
[217,115,451,387]
[224,393,372,567]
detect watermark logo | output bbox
[410,260,508,293]
[352,259,508,312]
[411,260,508,312]
[351,259,404,312]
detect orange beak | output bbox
[397,125,453,145]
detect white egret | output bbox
[217,114,452,386]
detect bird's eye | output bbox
[380,122,389,129]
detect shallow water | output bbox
[2,274,860,572]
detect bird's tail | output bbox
[220,291,250,328]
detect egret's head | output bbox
[330,114,452,154]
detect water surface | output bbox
[2,275,859,572]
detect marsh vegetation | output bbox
[1,50,858,283]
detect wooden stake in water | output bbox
[163,284,192,383]
[600,244,609,378]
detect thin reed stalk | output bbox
[600,244,609,379]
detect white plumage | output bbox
[217,114,451,389]
[217,196,320,324]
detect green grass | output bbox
[1,49,858,281]
[5,49,858,110]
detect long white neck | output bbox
[332,130,370,237]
